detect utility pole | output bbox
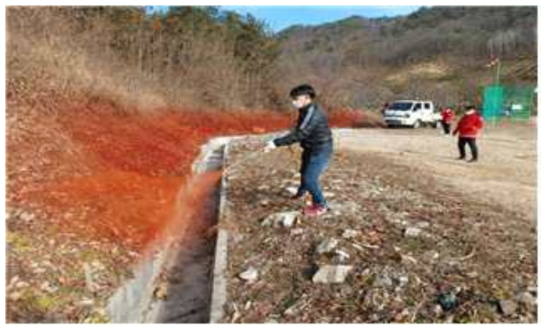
[495,59,501,86]
[492,60,502,127]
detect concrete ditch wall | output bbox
[208,142,231,323]
[107,136,236,323]
[106,130,346,323]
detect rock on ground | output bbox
[312,265,353,284]
[316,238,339,254]
[239,267,259,282]
[261,211,300,228]
[498,300,518,316]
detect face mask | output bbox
[291,100,302,109]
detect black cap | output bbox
[289,84,316,99]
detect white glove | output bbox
[263,141,276,153]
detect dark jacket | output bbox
[274,103,333,150]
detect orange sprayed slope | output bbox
[23,170,183,250]
[17,102,362,254]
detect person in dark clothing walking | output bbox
[264,84,333,217]
[453,105,484,163]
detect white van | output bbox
[383,100,441,128]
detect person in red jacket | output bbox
[440,107,455,136]
[453,105,484,163]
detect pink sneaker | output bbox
[302,204,327,217]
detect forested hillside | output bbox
[7,6,279,110]
[276,6,537,108]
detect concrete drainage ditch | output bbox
[106,136,237,323]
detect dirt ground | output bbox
[337,122,537,220]
[220,122,537,323]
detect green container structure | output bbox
[504,86,535,120]
[482,84,535,123]
[482,85,504,122]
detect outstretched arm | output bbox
[273,108,317,147]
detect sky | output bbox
[220,6,422,32]
[151,6,422,32]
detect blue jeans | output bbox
[297,143,333,207]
